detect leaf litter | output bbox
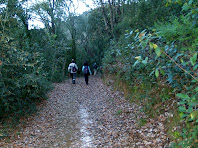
[0,76,170,147]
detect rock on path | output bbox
[0,76,169,147]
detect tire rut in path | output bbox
[0,76,168,147]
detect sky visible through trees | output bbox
[28,0,96,29]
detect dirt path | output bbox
[0,76,169,147]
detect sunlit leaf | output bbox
[181,58,184,63]
[133,60,139,67]
[149,42,154,49]
[153,43,158,49]
[135,56,142,61]
[149,69,155,76]
[142,38,149,49]
[179,101,186,105]
[139,33,145,39]
[160,69,165,76]
[190,114,194,119]
[193,64,198,70]
[185,116,190,121]
[173,131,180,138]
[191,79,198,82]
[190,52,197,66]
[142,60,147,65]
[182,3,190,11]
[155,69,159,78]
[187,107,193,113]
[179,106,186,112]
[176,93,190,99]
[155,47,161,57]
[188,0,193,5]
[135,32,139,39]
[189,102,198,107]
[179,112,184,118]
[194,87,198,92]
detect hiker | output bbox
[82,62,92,85]
[68,59,78,84]
[93,62,98,75]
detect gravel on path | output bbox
[0,76,169,147]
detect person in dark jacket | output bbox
[82,62,92,85]
[93,62,98,75]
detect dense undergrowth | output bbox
[0,10,53,134]
[102,1,198,147]
[0,30,52,128]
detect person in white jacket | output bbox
[68,59,78,84]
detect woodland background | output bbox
[0,0,197,147]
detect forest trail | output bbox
[1,76,168,147]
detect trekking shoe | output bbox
[72,80,75,84]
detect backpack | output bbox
[83,66,88,74]
[72,66,77,72]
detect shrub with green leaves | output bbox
[132,3,197,146]
[0,31,52,121]
[102,0,198,146]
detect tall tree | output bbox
[99,0,110,31]
[108,0,114,35]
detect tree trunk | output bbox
[71,34,76,60]
[108,0,113,31]
[51,15,56,34]
[112,0,116,24]
[117,0,121,22]
[121,0,125,18]
[49,0,56,35]
[108,0,115,38]
[68,13,76,60]
[62,54,67,77]
[50,49,57,81]
[99,0,109,31]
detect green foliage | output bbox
[102,0,197,146]
[116,109,122,115]
[0,45,52,120]
[155,16,198,50]
[138,15,197,146]
[138,118,147,127]
[75,11,110,68]
[136,8,197,148]
[114,0,181,34]
[0,10,52,122]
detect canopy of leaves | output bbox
[0,0,197,146]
